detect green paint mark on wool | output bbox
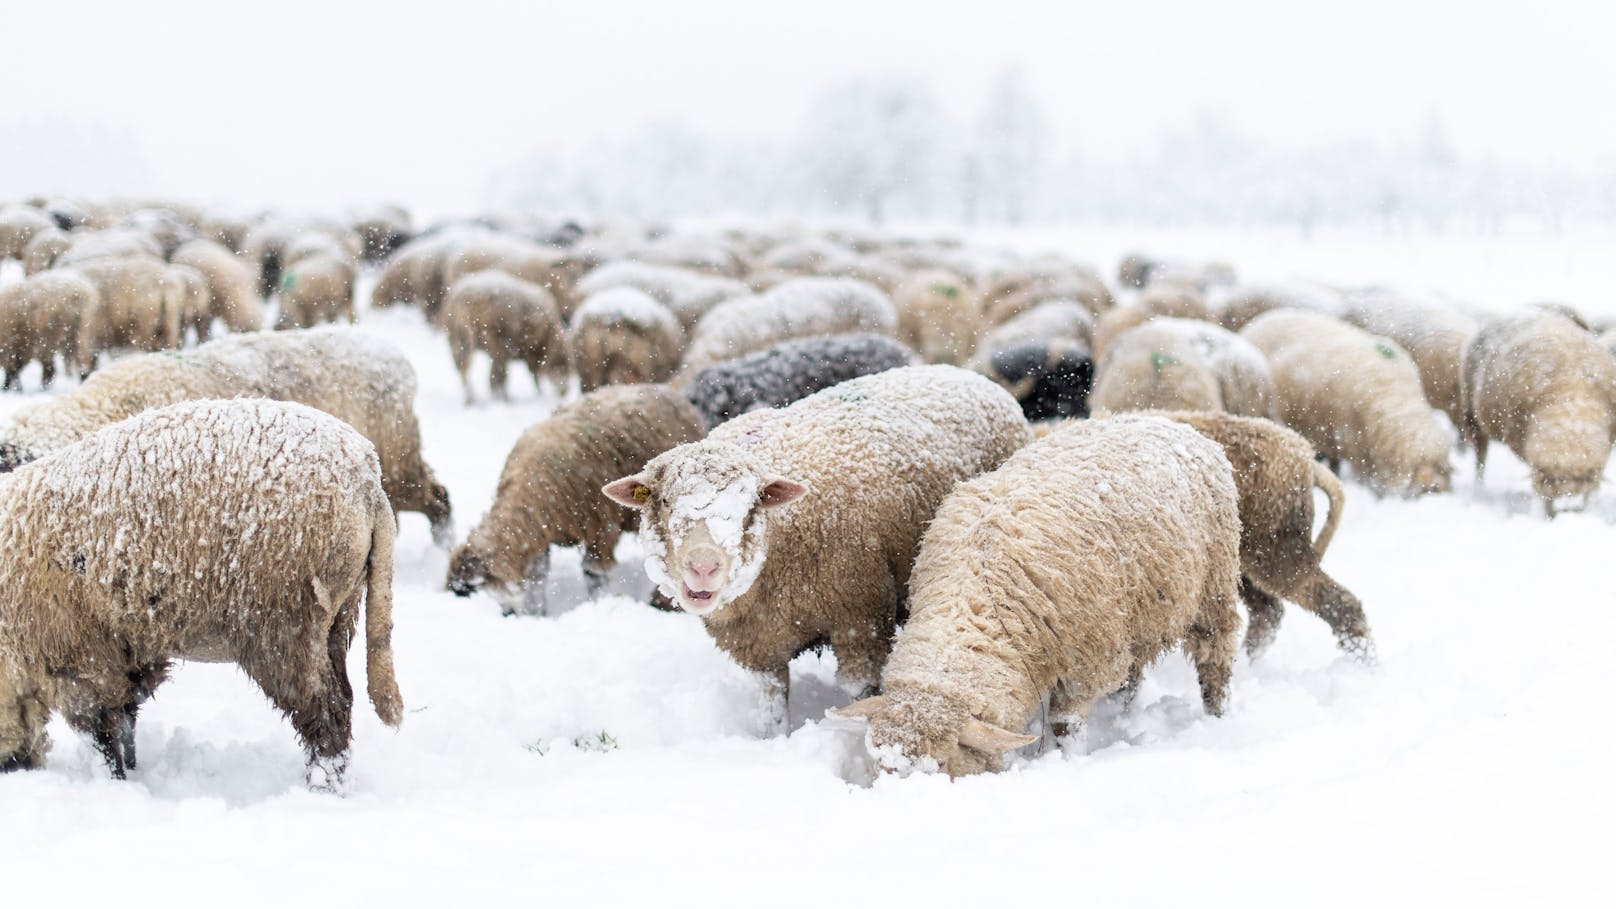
[931,283,960,299]
[1374,342,1397,359]
[1150,352,1181,371]
[281,272,297,292]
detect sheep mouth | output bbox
[683,586,716,602]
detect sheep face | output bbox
[834,689,1035,778]
[0,666,49,772]
[603,441,806,617]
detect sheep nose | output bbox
[687,559,720,582]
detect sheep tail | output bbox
[364,490,404,727]
[1310,460,1346,559]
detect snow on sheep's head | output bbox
[830,689,1036,779]
[603,441,806,618]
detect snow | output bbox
[1,229,1614,904]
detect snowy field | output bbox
[1,228,1613,905]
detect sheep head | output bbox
[603,440,806,618]
[832,689,1035,778]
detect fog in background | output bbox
[7,1,1615,231]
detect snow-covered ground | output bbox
[1,229,1612,905]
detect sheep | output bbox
[0,205,54,261]
[569,287,685,392]
[1092,284,1213,357]
[832,414,1241,776]
[1090,317,1279,419]
[603,365,1030,734]
[0,326,454,543]
[55,227,164,268]
[441,270,570,403]
[1243,309,1452,496]
[1117,252,1157,289]
[891,269,981,364]
[678,277,898,376]
[1340,290,1479,434]
[983,271,1113,323]
[0,270,97,388]
[241,217,348,300]
[276,254,357,329]
[684,333,916,430]
[21,227,70,274]
[352,203,413,262]
[1218,282,1343,332]
[1143,410,1370,659]
[370,230,469,312]
[448,384,705,616]
[1460,311,1616,514]
[0,399,401,791]
[971,299,1094,354]
[972,339,1094,421]
[72,257,184,371]
[573,261,749,331]
[441,233,588,319]
[170,238,265,334]
[1602,329,1616,360]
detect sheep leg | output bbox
[1288,571,1375,663]
[81,708,130,779]
[1049,680,1094,754]
[37,358,55,389]
[1,368,18,392]
[1186,591,1240,717]
[754,669,789,737]
[489,358,511,402]
[1240,576,1285,657]
[580,552,610,600]
[829,629,889,701]
[1472,434,1489,486]
[519,549,551,617]
[450,336,475,405]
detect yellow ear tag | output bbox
[633,485,651,501]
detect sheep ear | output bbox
[827,695,890,721]
[958,718,1037,753]
[602,475,653,509]
[759,478,808,508]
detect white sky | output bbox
[7,0,1613,214]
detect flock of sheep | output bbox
[0,196,1610,788]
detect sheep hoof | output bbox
[305,752,351,795]
[1341,635,1378,666]
[429,520,457,551]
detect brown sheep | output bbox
[0,205,54,261]
[891,268,981,365]
[166,263,212,344]
[0,327,454,544]
[72,257,184,372]
[171,238,265,334]
[448,384,705,615]
[441,271,570,404]
[834,415,1241,776]
[1090,318,1279,419]
[1243,309,1451,496]
[0,400,400,792]
[569,288,685,392]
[276,254,357,329]
[1460,311,1616,514]
[21,227,71,275]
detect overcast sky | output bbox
[6,0,1613,214]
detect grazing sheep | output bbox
[441,270,570,403]
[1244,309,1451,496]
[21,227,71,275]
[684,333,916,430]
[72,257,184,371]
[0,399,401,791]
[276,254,357,329]
[441,233,587,319]
[448,384,705,615]
[0,326,454,543]
[1091,318,1279,419]
[241,218,348,300]
[603,365,1030,733]
[352,204,413,262]
[569,288,685,392]
[678,277,898,376]
[891,269,980,364]
[833,415,1241,776]
[170,238,264,334]
[0,271,96,388]
[574,261,749,331]
[55,228,164,268]
[973,339,1094,421]
[1145,410,1370,659]
[1460,311,1616,514]
[0,205,54,261]
[1339,290,1479,434]
[370,230,470,312]
[1218,283,1343,332]
[982,267,1113,322]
